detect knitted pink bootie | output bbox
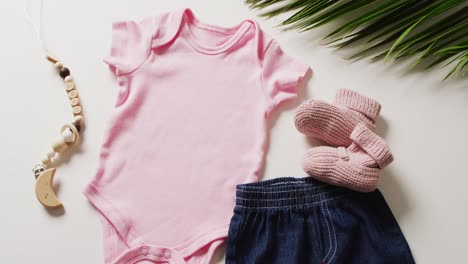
[303,123,393,192]
[294,89,381,147]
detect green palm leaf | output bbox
[391,8,468,60]
[246,0,468,80]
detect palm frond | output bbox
[247,0,468,80]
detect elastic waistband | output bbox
[236,177,352,209]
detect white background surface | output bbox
[1,1,467,263]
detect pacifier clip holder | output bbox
[32,55,84,208]
[26,0,85,208]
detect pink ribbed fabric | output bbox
[294,89,381,147]
[302,123,393,192]
[333,89,381,121]
[350,123,393,168]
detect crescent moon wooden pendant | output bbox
[30,55,84,209]
[35,168,63,208]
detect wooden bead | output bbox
[45,53,58,64]
[66,82,75,91]
[70,98,80,106]
[72,106,82,115]
[74,116,84,132]
[54,62,63,70]
[62,124,80,143]
[52,138,68,153]
[68,90,77,98]
[72,121,81,133]
[46,149,56,159]
[61,128,75,143]
[74,115,84,122]
[64,76,73,82]
[59,67,70,79]
[41,156,52,167]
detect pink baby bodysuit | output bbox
[84,8,309,264]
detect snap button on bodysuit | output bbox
[163,250,171,259]
[140,246,149,256]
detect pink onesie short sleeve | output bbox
[104,17,155,75]
[85,8,310,264]
[262,39,309,109]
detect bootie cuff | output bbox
[350,123,393,168]
[333,89,381,121]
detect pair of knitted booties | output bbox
[294,89,393,192]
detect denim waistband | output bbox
[235,177,352,209]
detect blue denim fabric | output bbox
[226,177,415,264]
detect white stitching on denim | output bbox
[325,202,338,263]
[234,194,351,209]
[320,202,332,262]
[235,189,341,201]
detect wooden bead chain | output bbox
[25,0,85,208]
[32,54,85,208]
